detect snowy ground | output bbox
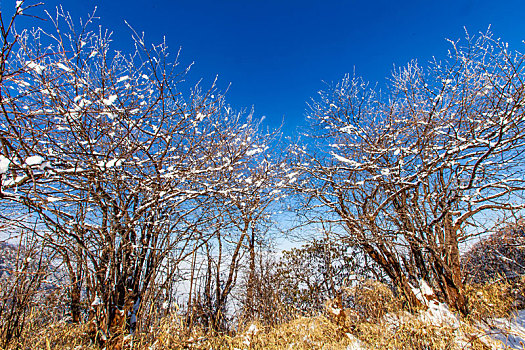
[488,309,525,349]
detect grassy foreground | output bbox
[2,280,524,350]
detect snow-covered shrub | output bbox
[0,0,288,340]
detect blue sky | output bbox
[8,0,525,134]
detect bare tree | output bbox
[296,31,525,315]
[0,4,289,342]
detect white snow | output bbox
[106,159,118,168]
[345,333,364,350]
[332,153,362,167]
[485,310,525,349]
[246,148,262,156]
[419,299,460,328]
[419,279,434,298]
[26,61,45,75]
[91,296,102,306]
[15,1,23,14]
[196,112,206,121]
[38,161,51,171]
[0,156,10,174]
[340,125,358,133]
[56,63,71,72]
[98,158,124,169]
[3,175,26,187]
[102,95,118,106]
[247,324,258,335]
[410,280,460,327]
[410,280,430,305]
[25,155,44,166]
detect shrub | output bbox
[466,280,515,321]
[463,221,525,284]
[344,280,401,323]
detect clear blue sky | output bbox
[7,0,525,133]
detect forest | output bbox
[1,2,525,349]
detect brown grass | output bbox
[466,280,515,321]
[344,280,402,323]
[3,279,524,349]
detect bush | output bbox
[463,221,525,284]
[344,280,401,323]
[466,281,515,321]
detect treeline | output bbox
[1,3,525,348]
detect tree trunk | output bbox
[245,228,256,319]
[443,212,468,316]
[360,241,424,310]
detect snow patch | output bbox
[91,296,102,306]
[0,156,10,174]
[486,310,525,349]
[97,158,124,169]
[26,61,45,75]
[117,75,129,83]
[102,95,118,106]
[196,112,206,121]
[56,63,71,72]
[332,153,362,167]
[25,155,44,166]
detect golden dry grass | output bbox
[3,279,524,350]
[344,279,402,323]
[466,280,515,321]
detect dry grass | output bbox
[354,310,501,350]
[3,279,524,349]
[4,313,356,350]
[344,280,402,323]
[4,314,501,350]
[466,280,515,321]
[4,320,95,350]
[137,315,357,350]
[355,314,457,350]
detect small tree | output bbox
[296,31,525,315]
[273,236,382,315]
